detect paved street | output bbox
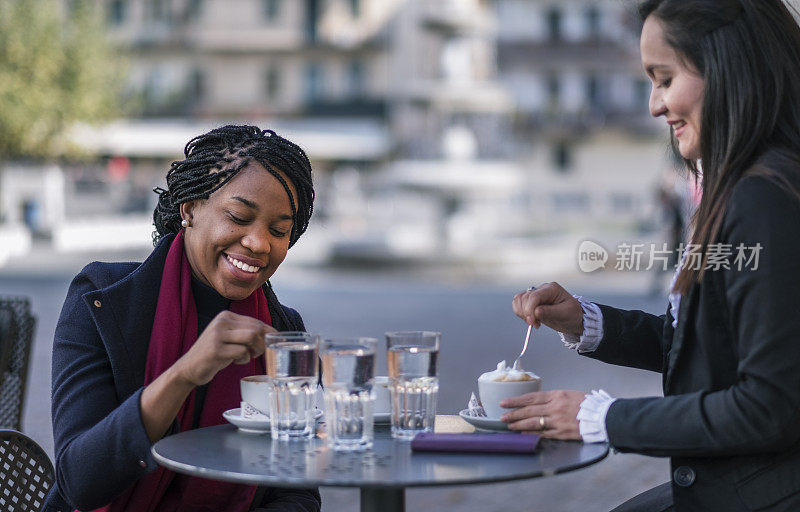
[1,257,671,511]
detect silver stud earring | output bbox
[181,219,190,228]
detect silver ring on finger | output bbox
[539,416,547,431]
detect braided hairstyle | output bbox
[152,125,314,247]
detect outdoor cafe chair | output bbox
[0,297,36,432]
[0,429,55,512]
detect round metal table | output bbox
[152,424,608,512]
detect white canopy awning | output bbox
[70,118,391,162]
[382,159,524,197]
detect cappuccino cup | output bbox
[240,375,271,416]
[478,373,541,419]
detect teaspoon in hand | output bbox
[513,286,536,370]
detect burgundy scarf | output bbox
[82,231,270,512]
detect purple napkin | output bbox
[410,433,540,454]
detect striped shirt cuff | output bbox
[558,296,604,353]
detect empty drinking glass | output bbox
[321,337,377,451]
[386,331,440,440]
[265,332,319,440]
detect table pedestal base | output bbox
[361,488,405,512]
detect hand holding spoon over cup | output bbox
[512,286,536,371]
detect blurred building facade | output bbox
[2,0,674,269]
[92,0,657,172]
[59,0,522,259]
[495,0,655,165]
[98,0,513,159]
[497,0,649,126]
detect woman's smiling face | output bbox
[641,15,705,160]
[180,161,296,301]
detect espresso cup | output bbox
[478,375,542,419]
[240,375,272,416]
[373,376,392,414]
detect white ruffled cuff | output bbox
[559,296,604,353]
[577,389,615,443]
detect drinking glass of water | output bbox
[265,332,319,440]
[321,337,377,451]
[385,331,440,440]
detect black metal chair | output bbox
[0,297,36,432]
[0,429,54,511]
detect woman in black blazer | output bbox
[505,1,800,510]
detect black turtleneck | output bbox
[191,276,231,333]
[190,276,231,429]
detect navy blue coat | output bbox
[45,233,321,512]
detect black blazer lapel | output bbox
[84,235,173,400]
[664,283,698,393]
[660,302,675,390]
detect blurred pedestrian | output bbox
[649,181,686,295]
[507,1,800,510]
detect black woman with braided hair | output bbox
[47,125,321,511]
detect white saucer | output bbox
[374,412,391,424]
[223,408,323,434]
[458,409,510,432]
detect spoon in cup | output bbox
[513,286,536,370]
[513,325,532,371]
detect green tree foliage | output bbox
[0,0,123,160]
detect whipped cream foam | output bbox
[478,360,538,382]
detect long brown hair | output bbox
[639,0,800,294]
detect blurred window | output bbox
[148,0,171,21]
[349,60,365,97]
[587,74,600,109]
[188,68,205,101]
[350,0,361,18]
[552,141,573,172]
[306,63,324,102]
[144,68,165,106]
[547,74,560,111]
[186,0,204,20]
[635,78,650,112]
[552,192,589,211]
[546,7,562,42]
[108,0,127,25]
[585,6,600,39]
[610,193,635,213]
[74,177,108,193]
[263,0,281,20]
[265,66,282,100]
[306,0,319,41]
